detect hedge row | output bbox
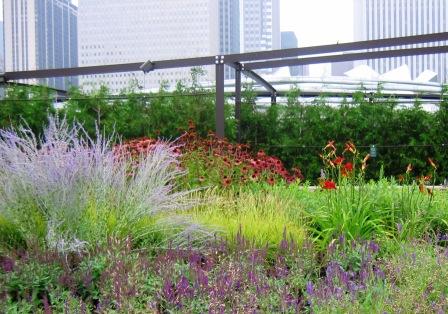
[1,77,447,182]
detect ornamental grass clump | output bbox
[0,116,202,252]
[307,140,447,250]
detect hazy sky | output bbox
[281,0,354,75]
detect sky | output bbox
[280,0,354,75]
[281,0,354,45]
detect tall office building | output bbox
[241,0,280,52]
[281,31,308,76]
[0,22,4,73]
[220,0,240,56]
[78,0,281,92]
[78,0,220,92]
[354,0,448,83]
[220,0,240,79]
[3,0,78,90]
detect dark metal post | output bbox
[235,64,242,142]
[215,56,225,138]
[271,91,277,105]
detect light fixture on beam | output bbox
[140,60,155,73]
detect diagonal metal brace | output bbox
[229,62,277,104]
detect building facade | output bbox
[220,0,240,79]
[78,0,281,92]
[241,0,280,52]
[0,22,4,73]
[78,0,220,92]
[3,0,78,90]
[354,0,448,83]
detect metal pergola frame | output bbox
[2,32,448,137]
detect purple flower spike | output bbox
[338,235,345,245]
[374,267,385,280]
[176,275,193,299]
[306,281,314,295]
[0,256,14,272]
[368,241,380,254]
[162,279,175,304]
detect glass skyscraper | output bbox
[3,0,78,90]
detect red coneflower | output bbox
[267,176,275,185]
[221,175,232,187]
[250,172,260,181]
[323,180,337,190]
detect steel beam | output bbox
[234,64,242,142]
[3,57,217,81]
[140,56,216,72]
[224,32,448,63]
[4,32,448,82]
[243,45,448,70]
[4,62,143,80]
[215,56,225,138]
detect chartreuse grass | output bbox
[187,180,448,253]
[187,183,307,249]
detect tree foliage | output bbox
[1,77,446,181]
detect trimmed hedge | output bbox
[1,79,447,182]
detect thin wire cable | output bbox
[243,143,447,149]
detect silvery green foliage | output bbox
[0,116,202,252]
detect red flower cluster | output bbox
[322,180,337,190]
[114,121,304,187]
[113,138,162,158]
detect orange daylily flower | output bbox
[428,158,437,169]
[343,141,357,154]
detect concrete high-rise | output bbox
[241,0,280,52]
[220,0,240,79]
[78,0,220,92]
[220,0,240,56]
[78,0,281,92]
[3,0,78,90]
[0,22,4,73]
[354,0,448,83]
